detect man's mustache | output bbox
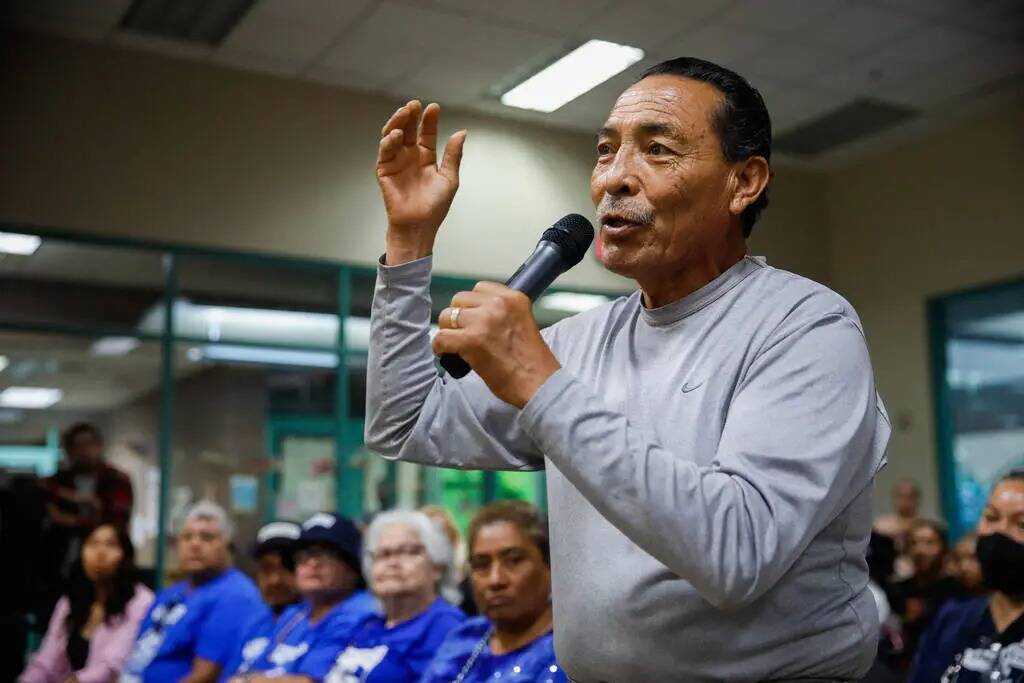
[596,196,655,225]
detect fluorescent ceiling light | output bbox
[0,386,63,409]
[501,40,644,113]
[192,344,339,368]
[0,355,8,373]
[538,292,612,313]
[0,231,42,255]
[91,337,142,357]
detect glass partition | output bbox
[930,278,1024,538]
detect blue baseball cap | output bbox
[296,512,363,578]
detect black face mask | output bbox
[976,532,1024,596]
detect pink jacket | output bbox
[20,584,154,683]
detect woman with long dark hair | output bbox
[20,523,153,683]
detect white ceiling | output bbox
[4,0,1023,164]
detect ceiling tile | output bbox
[868,23,992,71]
[754,77,849,132]
[219,0,373,67]
[424,0,613,32]
[580,0,731,50]
[717,0,846,34]
[318,1,564,82]
[798,3,922,57]
[656,21,769,67]
[732,40,858,82]
[398,54,514,106]
[877,43,1023,107]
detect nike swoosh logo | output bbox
[681,382,703,393]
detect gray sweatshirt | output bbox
[365,254,890,682]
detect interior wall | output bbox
[6,29,1021,524]
[0,29,828,292]
[825,102,1024,520]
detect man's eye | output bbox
[597,142,613,155]
[649,143,667,155]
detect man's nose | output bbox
[600,148,640,197]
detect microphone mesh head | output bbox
[541,214,595,269]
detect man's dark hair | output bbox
[62,422,103,453]
[639,57,772,237]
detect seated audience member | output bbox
[875,478,922,578]
[326,510,464,682]
[891,519,963,670]
[120,501,262,683]
[20,523,153,683]
[253,521,303,615]
[220,521,303,679]
[908,469,1024,682]
[421,504,476,617]
[421,501,567,683]
[225,512,376,682]
[951,532,987,598]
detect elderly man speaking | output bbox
[365,57,890,681]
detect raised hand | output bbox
[376,100,466,265]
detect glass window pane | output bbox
[939,280,1024,535]
[495,471,545,508]
[0,330,162,576]
[171,256,338,348]
[164,342,339,579]
[0,235,164,332]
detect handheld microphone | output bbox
[440,213,595,379]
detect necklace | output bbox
[451,625,494,683]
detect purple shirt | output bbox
[20,584,154,683]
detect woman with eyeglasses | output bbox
[326,510,464,682]
[421,500,566,683]
[20,523,153,683]
[908,469,1024,683]
[224,513,376,683]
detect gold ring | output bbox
[449,307,462,329]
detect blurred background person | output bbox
[908,469,1024,682]
[19,523,153,683]
[39,424,134,624]
[421,501,566,683]
[890,519,962,672]
[43,424,134,531]
[120,501,261,683]
[326,509,463,682]
[253,521,302,615]
[225,512,376,682]
[951,532,987,598]
[421,503,475,616]
[220,520,303,679]
[875,478,922,579]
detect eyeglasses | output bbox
[294,546,342,564]
[370,543,426,563]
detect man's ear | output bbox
[729,156,770,218]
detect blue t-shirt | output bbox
[119,568,262,683]
[420,617,568,683]
[909,597,1024,683]
[218,604,277,682]
[325,597,464,683]
[238,590,378,681]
